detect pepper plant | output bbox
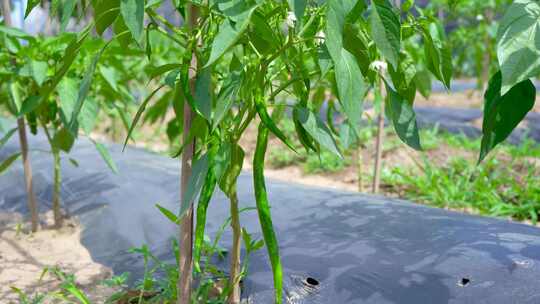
[0,27,128,228]
[19,0,455,303]
[426,0,512,91]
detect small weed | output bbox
[303,150,348,174]
[383,155,540,223]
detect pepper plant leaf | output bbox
[180,153,210,219]
[93,140,119,174]
[479,71,536,162]
[384,80,422,150]
[497,0,540,95]
[60,0,77,32]
[369,0,401,69]
[326,0,366,132]
[92,0,121,35]
[0,127,17,150]
[120,0,145,43]
[68,43,109,135]
[295,106,342,157]
[423,23,452,90]
[0,153,21,175]
[205,1,260,67]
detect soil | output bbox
[0,212,116,303]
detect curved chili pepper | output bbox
[253,124,283,304]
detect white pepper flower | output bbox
[369,60,388,73]
[315,30,326,45]
[476,14,484,21]
[286,11,297,29]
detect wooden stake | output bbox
[178,4,198,304]
[2,0,39,232]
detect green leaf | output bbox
[53,127,75,152]
[99,66,119,92]
[93,141,119,173]
[288,0,307,26]
[113,15,134,47]
[295,107,342,157]
[31,60,48,86]
[0,153,21,175]
[63,284,91,304]
[423,24,452,89]
[325,0,348,59]
[213,62,242,128]
[326,0,366,131]
[18,96,41,117]
[79,97,99,134]
[68,43,109,134]
[58,77,78,126]
[25,0,41,18]
[156,204,179,224]
[148,63,181,80]
[40,26,91,106]
[479,71,536,162]
[120,0,145,42]
[194,67,213,123]
[205,1,260,67]
[318,45,333,78]
[69,158,79,167]
[0,127,17,149]
[180,153,210,218]
[497,0,540,95]
[414,68,432,98]
[369,0,401,69]
[334,49,366,131]
[384,81,422,150]
[92,0,120,34]
[60,0,77,31]
[123,85,165,150]
[0,25,34,40]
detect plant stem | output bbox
[178,4,199,304]
[228,189,241,304]
[52,149,62,228]
[42,126,63,229]
[355,146,363,192]
[372,79,384,194]
[2,0,39,232]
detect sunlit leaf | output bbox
[479,71,536,161]
[369,0,400,69]
[497,0,540,94]
[120,0,145,42]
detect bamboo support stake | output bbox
[2,0,39,232]
[178,4,199,304]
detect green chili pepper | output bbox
[254,94,296,153]
[193,144,218,273]
[253,124,283,304]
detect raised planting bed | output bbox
[1,134,540,303]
